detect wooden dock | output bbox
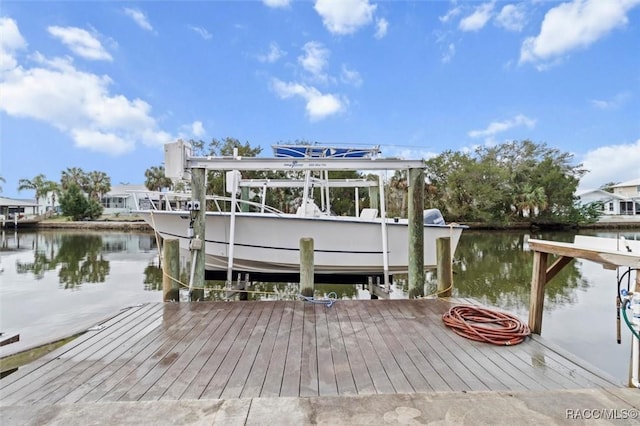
[0,299,624,407]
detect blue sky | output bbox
[1,0,639,200]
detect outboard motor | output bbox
[423,208,445,225]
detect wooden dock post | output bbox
[408,167,425,299]
[436,237,452,297]
[300,237,314,297]
[528,251,548,335]
[190,167,206,302]
[162,238,180,302]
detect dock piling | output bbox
[436,237,453,297]
[300,237,314,297]
[162,238,180,302]
[190,167,206,301]
[408,167,425,298]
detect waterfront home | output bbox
[0,196,39,220]
[100,184,164,215]
[576,178,640,216]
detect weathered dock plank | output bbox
[0,299,625,407]
[0,303,163,405]
[259,301,294,397]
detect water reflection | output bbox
[1,230,161,356]
[451,231,587,312]
[11,230,158,290]
[143,263,163,291]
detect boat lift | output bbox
[163,140,428,295]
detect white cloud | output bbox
[340,64,362,87]
[124,8,154,32]
[520,0,640,66]
[374,18,388,39]
[48,26,112,61]
[189,26,212,40]
[298,41,330,81]
[72,129,131,155]
[495,4,526,32]
[258,42,285,63]
[441,43,456,64]
[459,1,495,32]
[192,121,205,137]
[439,6,461,23]
[0,17,27,71]
[579,139,640,190]
[468,114,536,141]
[590,92,630,109]
[0,21,172,156]
[271,78,345,121]
[263,0,290,8]
[314,0,376,35]
[178,120,205,139]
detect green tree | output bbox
[85,198,104,219]
[425,150,483,221]
[387,170,408,218]
[86,171,111,201]
[61,167,88,192]
[309,170,369,216]
[144,165,173,192]
[58,183,104,220]
[424,141,586,225]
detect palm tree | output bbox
[513,184,547,218]
[144,165,173,192]
[18,174,59,209]
[388,170,408,217]
[60,167,87,192]
[86,171,111,200]
[0,175,5,193]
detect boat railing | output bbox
[127,190,286,216]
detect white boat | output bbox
[134,142,465,282]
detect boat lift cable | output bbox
[442,305,531,346]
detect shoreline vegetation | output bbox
[29,214,640,231]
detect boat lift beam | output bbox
[186,156,425,172]
[164,141,425,177]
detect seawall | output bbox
[36,220,153,231]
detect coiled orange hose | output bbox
[442,305,531,346]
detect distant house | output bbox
[101,184,145,215]
[100,184,166,215]
[0,196,39,219]
[611,178,640,215]
[576,178,640,216]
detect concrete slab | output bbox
[1,389,638,425]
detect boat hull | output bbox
[140,210,464,276]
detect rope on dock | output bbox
[442,305,530,346]
[298,292,338,308]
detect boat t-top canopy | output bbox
[272,144,381,159]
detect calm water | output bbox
[1,227,639,384]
